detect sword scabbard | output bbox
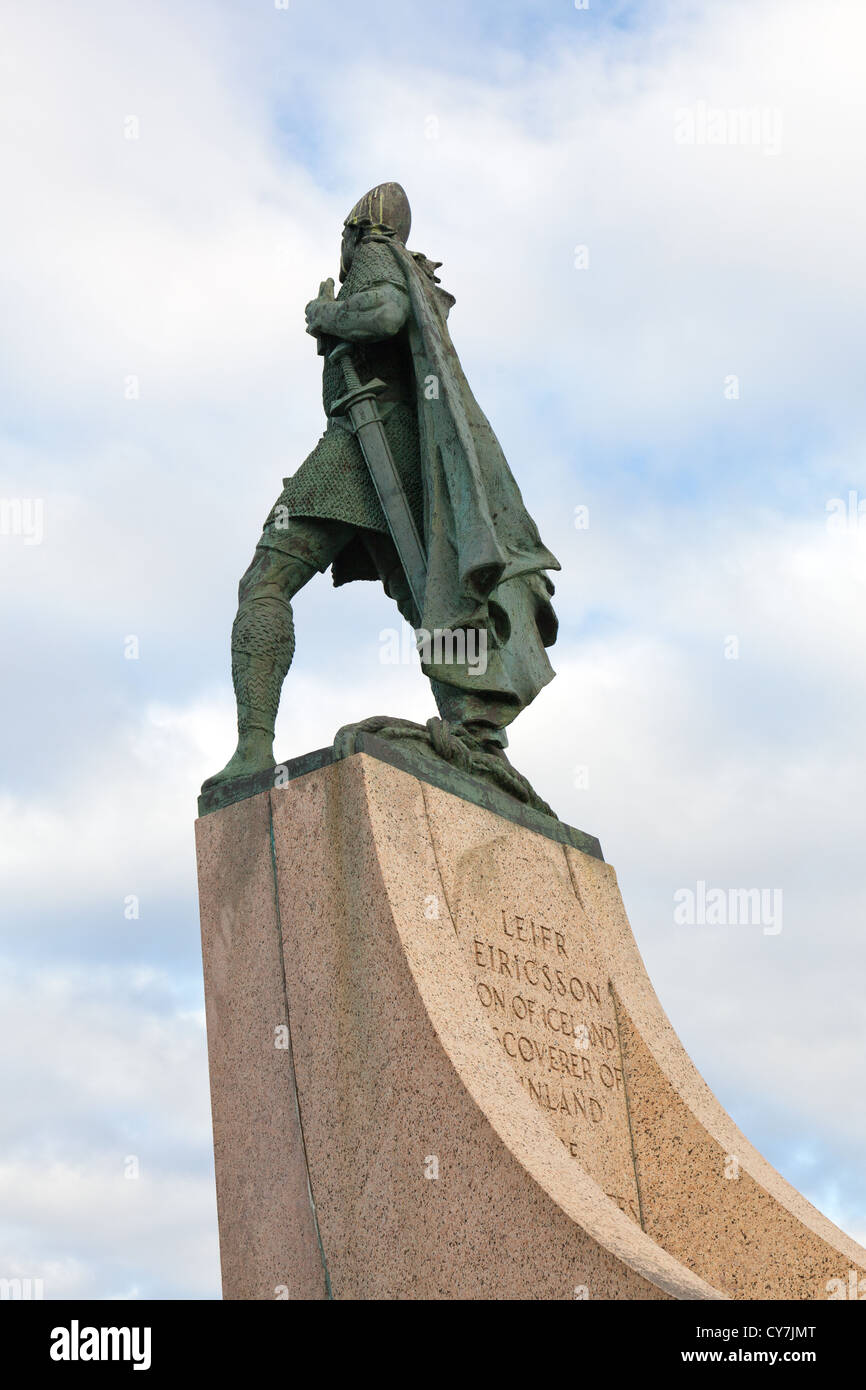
[327,343,428,626]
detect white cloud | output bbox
[0,1161,219,1299]
[0,960,219,1297]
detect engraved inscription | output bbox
[421,782,644,1224]
[462,907,640,1220]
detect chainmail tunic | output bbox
[260,241,424,548]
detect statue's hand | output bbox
[305,279,335,336]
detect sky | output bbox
[1,0,865,1298]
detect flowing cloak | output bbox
[266,233,562,720]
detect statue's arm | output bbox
[306,281,409,343]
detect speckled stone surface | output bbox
[196,752,865,1300]
[195,793,328,1300]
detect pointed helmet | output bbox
[344,181,411,244]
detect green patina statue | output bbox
[202,182,561,815]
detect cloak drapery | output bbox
[378,234,560,708]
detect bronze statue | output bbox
[203,182,561,814]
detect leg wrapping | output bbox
[230,595,295,738]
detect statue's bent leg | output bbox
[427,679,511,753]
[382,559,510,752]
[202,517,355,790]
[358,561,555,816]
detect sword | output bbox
[328,341,428,628]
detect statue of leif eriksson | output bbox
[202,182,562,816]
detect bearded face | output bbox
[339,224,362,282]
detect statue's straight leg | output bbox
[203,517,356,789]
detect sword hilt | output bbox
[329,341,361,389]
[328,342,386,419]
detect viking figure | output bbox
[203,182,561,812]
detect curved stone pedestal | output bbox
[194,751,866,1300]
